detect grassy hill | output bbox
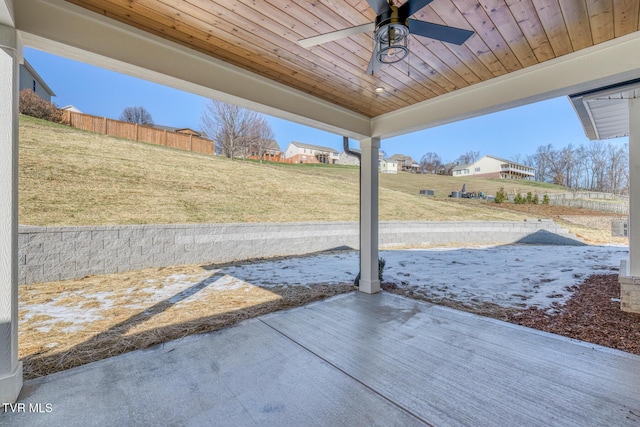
[19,115,565,226]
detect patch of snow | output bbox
[24,297,106,333]
[219,244,628,310]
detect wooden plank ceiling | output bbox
[67,0,640,118]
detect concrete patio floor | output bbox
[2,292,640,426]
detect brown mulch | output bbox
[385,275,640,356]
[487,201,626,218]
[506,274,640,355]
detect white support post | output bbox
[620,98,640,313]
[0,22,23,404]
[629,98,640,277]
[359,137,380,294]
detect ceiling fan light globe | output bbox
[377,45,408,63]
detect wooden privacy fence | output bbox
[60,110,215,156]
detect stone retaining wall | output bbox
[19,220,583,285]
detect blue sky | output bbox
[24,47,618,163]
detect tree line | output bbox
[419,142,629,194]
[518,142,628,194]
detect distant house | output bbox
[247,139,283,162]
[175,128,202,136]
[452,155,535,180]
[387,154,420,173]
[339,151,360,166]
[284,141,339,164]
[379,159,398,174]
[60,105,83,114]
[19,59,55,102]
[152,125,202,136]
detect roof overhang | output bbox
[570,79,640,141]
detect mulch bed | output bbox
[506,274,640,355]
[485,202,625,217]
[383,274,640,356]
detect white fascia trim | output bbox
[15,0,371,139]
[0,0,13,28]
[371,31,640,139]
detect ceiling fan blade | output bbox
[366,54,375,75]
[398,0,434,18]
[298,23,375,48]
[407,19,473,45]
[367,0,392,16]
[365,51,383,75]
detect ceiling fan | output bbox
[298,0,473,74]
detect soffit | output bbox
[570,80,640,140]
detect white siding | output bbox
[18,64,52,102]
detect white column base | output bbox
[0,362,22,404]
[359,278,381,295]
[619,260,640,313]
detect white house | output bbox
[452,155,535,180]
[19,59,55,102]
[379,159,398,174]
[387,153,420,172]
[284,141,339,164]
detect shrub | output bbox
[354,257,387,284]
[19,89,63,123]
[542,194,550,204]
[526,192,533,203]
[532,193,539,204]
[514,193,525,204]
[378,257,386,281]
[494,187,507,204]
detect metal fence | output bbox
[549,198,628,214]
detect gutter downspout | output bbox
[344,137,362,285]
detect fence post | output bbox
[189,134,193,152]
[164,130,167,146]
[135,124,139,141]
[103,117,107,134]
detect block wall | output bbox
[19,220,582,285]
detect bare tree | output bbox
[606,143,628,194]
[419,152,442,174]
[200,100,274,159]
[246,116,275,163]
[120,106,154,125]
[456,150,480,165]
[527,141,628,194]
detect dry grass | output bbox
[19,264,355,379]
[20,115,546,226]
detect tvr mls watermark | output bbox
[3,402,53,413]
